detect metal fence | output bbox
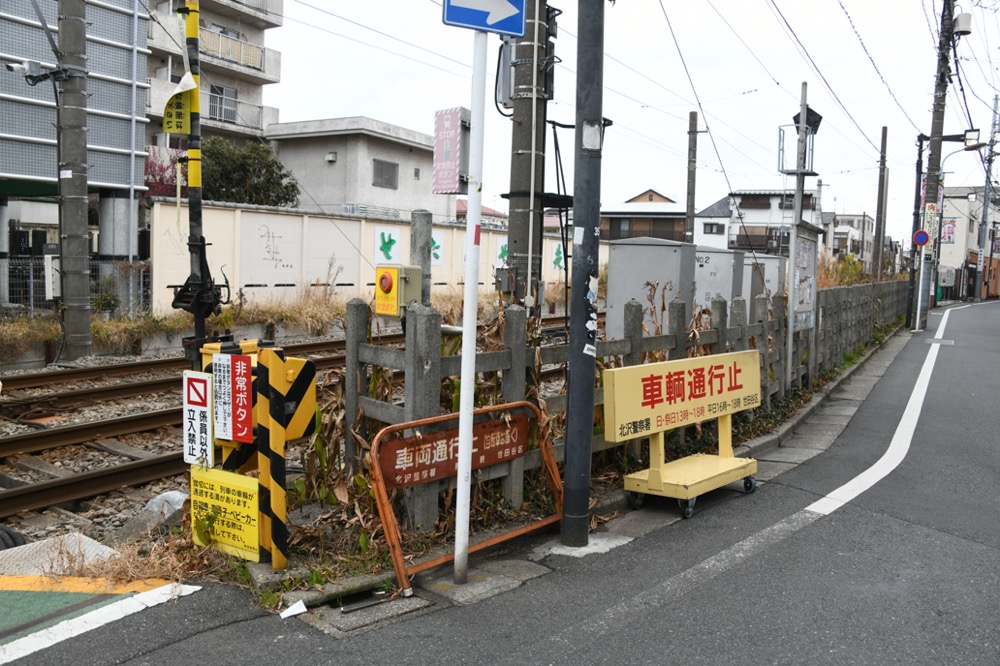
[1,257,151,318]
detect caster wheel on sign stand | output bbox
[743,476,758,494]
[677,497,696,519]
[627,491,646,510]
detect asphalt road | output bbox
[11,302,1000,665]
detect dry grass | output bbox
[50,529,233,583]
[0,315,60,359]
[92,312,191,355]
[431,287,503,325]
[209,286,348,337]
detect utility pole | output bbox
[562,0,604,548]
[926,0,955,308]
[58,0,92,360]
[874,126,888,280]
[786,82,808,390]
[685,111,698,244]
[973,94,998,302]
[506,1,551,310]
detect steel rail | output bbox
[0,357,190,390]
[0,453,187,519]
[0,376,182,413]
[0,408,181,458]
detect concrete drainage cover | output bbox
[301,595,433,635]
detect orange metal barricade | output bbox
[368,401,563,596]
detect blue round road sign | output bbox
[913,229,929,246]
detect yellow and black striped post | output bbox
[254,348,316,569]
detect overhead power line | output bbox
[766,0,880,154]
[836,0,922,134]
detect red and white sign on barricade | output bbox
[213,353,253,444]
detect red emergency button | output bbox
[378,271,394,293]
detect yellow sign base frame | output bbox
[623,413,756,516]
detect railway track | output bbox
[0,315,583,526]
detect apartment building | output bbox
[726,190,823,255]
[145,0,282,153]
[834,213,874,272]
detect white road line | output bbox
[807,305,965,515]
[0,583,200,664]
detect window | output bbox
[414,168,420,180]
[208,84,238,123]
[608,218,631,239]
[373,159,399,189]
[740,195,770,209]
[647,193,653,201]
[703,222,724,235]
[208,24,240,39]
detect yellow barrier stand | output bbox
[603,350,761,519]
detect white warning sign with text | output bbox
[183,370,214,467]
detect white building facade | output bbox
[266,117,456,223]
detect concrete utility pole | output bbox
[874,126,888,280]
[57,0,92,360]
[562,0,604,548]
[685,111,698,244]
[926,0,955,307]
[506,0,550,309]
[973,94,998,302]
[786,82,808,390]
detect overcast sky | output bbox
[262,0,1000,244]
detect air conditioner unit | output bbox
[767,239,779,250]
[728,237,738,248]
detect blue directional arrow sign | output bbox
[443,0,526,37]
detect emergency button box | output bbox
[374,264,422,318]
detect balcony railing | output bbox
[201,30,264,70]
[146,79,267,132]
[203,92,262,129]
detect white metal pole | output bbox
[454,30,488,585]
[915,246,926,331]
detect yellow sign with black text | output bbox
[603,350,761,442]
[162,91,191,134]
[190,467,260,562]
